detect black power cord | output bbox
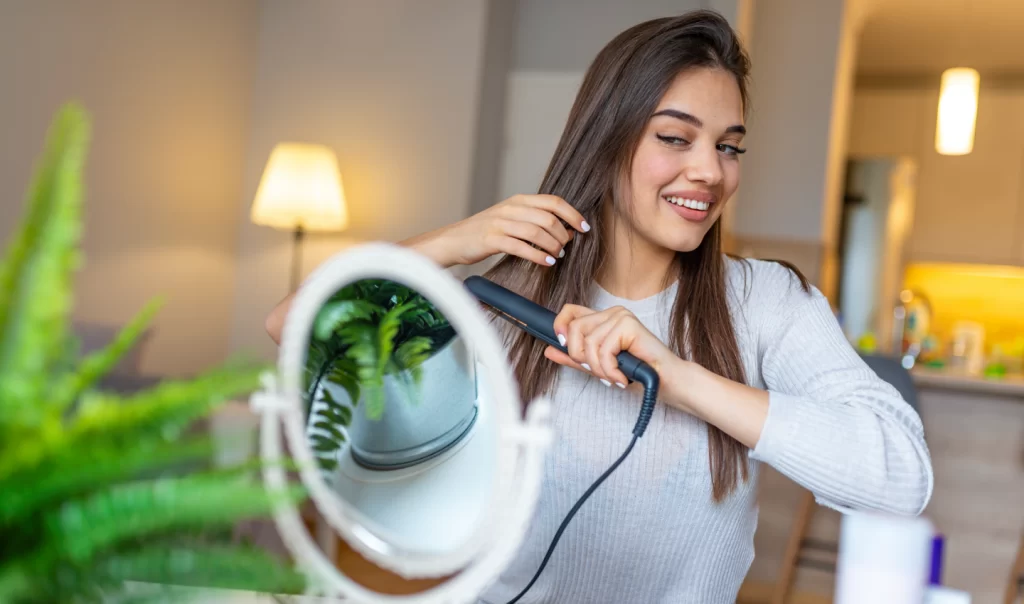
[504,364,659,604]
[460,276,660,604]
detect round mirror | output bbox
[251,243,552,603]
[303,276,489,556]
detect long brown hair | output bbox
[483,11,805,501]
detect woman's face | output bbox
[622,67,745,253]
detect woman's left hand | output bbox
[547,304,677,387]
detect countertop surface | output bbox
[911,367,1024,397]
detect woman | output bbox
[266,10,932,603]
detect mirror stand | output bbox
[249,243,553,603]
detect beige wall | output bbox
[227,0,492,361]
[0,0,257,377]
[0,1,496,373]
[848,82,1024,268]
[730,0,865,297]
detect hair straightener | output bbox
[463,275,660,603]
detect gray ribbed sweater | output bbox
[477,257,933,604]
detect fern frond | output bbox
[0,363,264,482]
[37,473,304,566]
[339,322,383,419]
[313,299,381,341]
[326,364,359,406]
[394,336,433,373]
[6,543,305,604]
[90,544,306,595]
[0,103,89,430]
[0,437,214,527]
[50,297,164,414]
[318,406,352,427]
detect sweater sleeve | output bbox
[748,284,933,516]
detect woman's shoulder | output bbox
[723,255,822,310]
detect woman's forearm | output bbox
[265,292,294,345]
[397,228,456,268]
[660,357,769,450]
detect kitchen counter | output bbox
[911,367,1024,397]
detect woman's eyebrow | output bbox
[652,108,746,134]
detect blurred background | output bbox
[1,0,1022,602]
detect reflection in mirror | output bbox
[300,277,493,582]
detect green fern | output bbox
[303,279,457,470]
[0,103,307,603]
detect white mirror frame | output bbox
[249,242,552,603]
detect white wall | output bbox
[729,0,868,295]
[848,84,1024,268]
[228,0,492,360]
[0,0,257,377]
[495,0,717,208]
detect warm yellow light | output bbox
[935,67,979,156]
[251,142,349,231]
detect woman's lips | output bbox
[663,194,715,223]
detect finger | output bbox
[552,304,593,346]
[564,311,593,370]
[497,217,565,259]
[522,194,590,234]
[598,319,632,388]
[566,309,617,377]
[489,234,559,267]
[543,346,587,373]
[583,320,617,387]
[506,206,574,251]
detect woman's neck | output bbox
[596,209,677,300]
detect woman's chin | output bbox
[660,229,710,254]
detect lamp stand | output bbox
[290,225,305,293]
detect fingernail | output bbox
[616,382,626,389]
[545,255,556,265]
[557,333,566,347]
[559,248,565,258]
[581,221,591,233]
[600,379,611,387]
[581,363,591,371]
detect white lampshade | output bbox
[251,142,349,231]
[935,67,980,156]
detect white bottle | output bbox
[834,512,935,604]
[924,586,971,603]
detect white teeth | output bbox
[666,196,711,211]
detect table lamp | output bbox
[251,142,349,291]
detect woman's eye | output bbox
[656,134,688,146]
[717,143,747,156]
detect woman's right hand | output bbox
[405,194,590,268]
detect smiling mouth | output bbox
[664,196,712,211]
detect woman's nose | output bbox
[683,144,723,186]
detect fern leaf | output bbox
[0,103,89,430]
[339,322,383,419]
[50,297,164,413]
[326,365,360,406]
[0,363,264,482]
[310,434,343,453]
[0,437,214,527]
[318,406,352,428]
[313,299,380,341]
[18,544,305,603]
[38,473,304,565]
[312,421,345,443]
[394,336,433,373]
[90,544,306,595]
